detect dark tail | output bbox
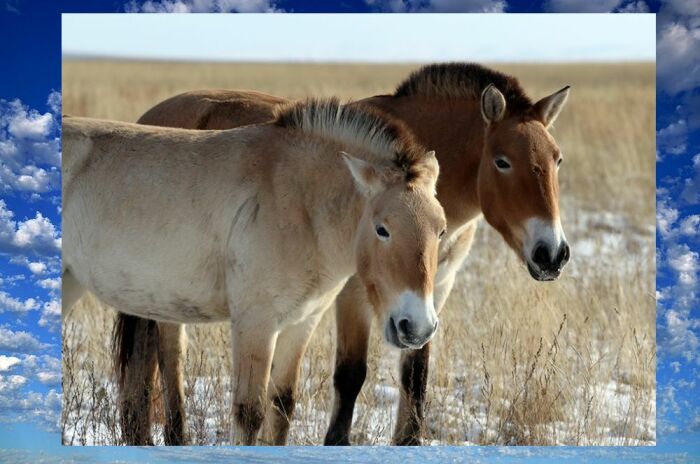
[112,313,159,445]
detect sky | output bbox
[62,13,656,62]
[1,0,700,463]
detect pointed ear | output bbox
[420,150,440,195]
[533,86,570,128]
[481,84,506,124]
[341,151,385,197]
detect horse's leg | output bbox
[392,222,477,445]
[230,318,278,445]
[392,274,455,446]
[114,314,159,446]
[262,308,325,445]
[156,322,187,445]
[393,340,432,445]
[61,269,85,320]
[324,276,372,446]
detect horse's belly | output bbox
[87,272,229,323]
[65,231,230,323]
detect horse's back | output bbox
[61,117,260,323]
[138,89,289,129]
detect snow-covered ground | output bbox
[63,208,656,446]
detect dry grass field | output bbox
[61,60,656,446]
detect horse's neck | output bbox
[359,95,485,229]
[293,142,366,276]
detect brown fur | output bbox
[116,62,569,446]
[394,63,533,115]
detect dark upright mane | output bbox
[394,63,533,115]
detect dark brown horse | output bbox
[115,63,571,445]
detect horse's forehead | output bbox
[503,119,558,158]
[375,186,443,225]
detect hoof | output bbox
[394,435,422,446]
[324,434,351,446]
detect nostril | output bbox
[532,243,550,267]
[558,242,571,264]
[397,318,411,336]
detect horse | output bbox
[115,62,571,445]
[61,98,447,446]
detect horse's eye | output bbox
[494,157,511,170]
[376,225,390,240]
[439,229,446,239]
[557,158,563,167]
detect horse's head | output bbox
[477,84,571,281]
[343,150,445,349]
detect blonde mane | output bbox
[274,98,429,181]
[394,63,533,114]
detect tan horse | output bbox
[62,99,446,445]
[118,63,571,445]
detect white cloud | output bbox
[370,0,506,12]
[0,96,61,194]
[125,0,281,12]
[7,256,49,275]
[13,212,62,251]
[0,356,20,372]
[0,326,46,353]
[46,91,61,115]
[5,104,53,140]
[667,243,699,274]
[0,374,27,392]
[37,277,59,291]
[617,1,649,12]
[679,214,700,236]
[546,0,621,13]
[670,361,681,373]
[681,162,700,205]
[4,165,59,193]
[28,262,46,275]
[0,273,25,287]
[657,199,679,238]
[657,118,688,157]
[666,244,699,299]
[660,384,681,417]
[0,200,61,256]
[0,291,39,314]
[0,377,60,432]
[36,372,60,386]
[657,22,700,95]
[661,309,700,362]
[664,0,700,16]
[38,300,61,332]
[21,355,60,386]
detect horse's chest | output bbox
[274,276,348,327]
[435,221,478,286]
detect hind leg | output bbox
[61,269,85,320]
[117,316,160,445]
[262,307,325,445]
[157,322,188,445]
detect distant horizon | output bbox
[62,54,657,64]
[62,14,655,63]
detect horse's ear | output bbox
[420,150,439,196]
[341,151,384,196]
[481,84,506,124]
[533,86,570,128]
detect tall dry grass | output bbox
[62,60,656,446]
